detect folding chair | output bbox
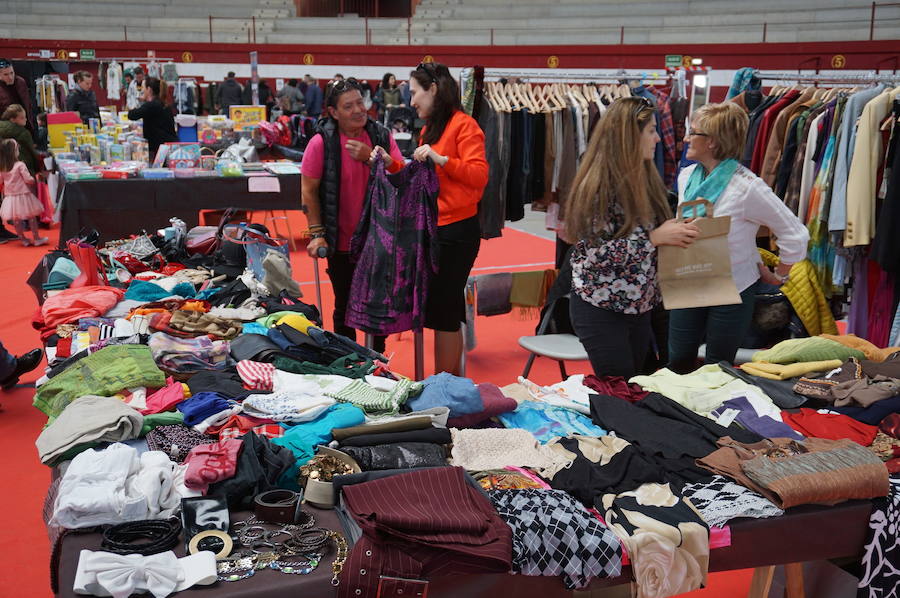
[518,295,589,379]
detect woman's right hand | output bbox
[307,237,328,258]
[650,219,701,248]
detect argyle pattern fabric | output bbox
[680,475,784,528]
[489,489,622,589]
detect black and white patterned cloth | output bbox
[680,475,784,528]
[488,489,622,589]
[858,474,900,598]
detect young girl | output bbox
[0,138,47,246]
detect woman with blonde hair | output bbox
[667,101,808,373]
[565,96,700,378]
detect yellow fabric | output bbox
[741,359,843,380]
[759,249,837,336]
[819,333,900,363]
[276,313,315,334]
[510,269,557,318]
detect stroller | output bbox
[388,106,416,158]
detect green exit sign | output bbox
[79,49,95,60]
[665,54,682,68]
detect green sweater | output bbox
[0,120,40,174]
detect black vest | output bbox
[314,117,392,255]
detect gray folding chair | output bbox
[518,296,589,379]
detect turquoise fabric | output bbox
[682,159,740,217]
[272,403,366,486]
[498,400,606,444]
[43,257,80,290]
[241,322,269,336]
[124,279,196,302]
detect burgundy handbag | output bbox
[185,208,238,255]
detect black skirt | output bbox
[424,216,481,332]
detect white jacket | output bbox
[678,163,809,293]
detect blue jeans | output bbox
[667,282,759,374]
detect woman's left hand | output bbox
[758,262,788,286]
[413,144,448,166]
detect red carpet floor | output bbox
[0,216,753,597]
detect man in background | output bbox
[216,71,243,116]
[277,78,305,116]
[66,71,100,124]
[126,66,145,110]
[0,59,34,136]
[304,75,323,118]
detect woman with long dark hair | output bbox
[564,97,700,379]
[375,72,403,124]
[407,62,488,375]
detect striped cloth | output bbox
[236,360,276,391]
[327,378,422,415]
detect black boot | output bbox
[0,226,18,244]
[1,349,43,389]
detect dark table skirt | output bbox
[52,499,872,598]
[57,174,301,248]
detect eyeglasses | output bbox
[416,62,437,83]
[687,130,710,137]
[0,60,10,70]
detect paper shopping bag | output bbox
[658,199,741,309]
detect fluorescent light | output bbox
[693,74,708,88]
[68,51,78,58]
[691,58,703,66]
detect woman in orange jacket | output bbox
[408,62,488,375]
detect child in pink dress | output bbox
[0,138,47,246]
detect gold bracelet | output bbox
[326,530,348,586]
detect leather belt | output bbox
[254,490,303,524]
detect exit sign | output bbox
[79,49,95,60]
[665,54,683,68]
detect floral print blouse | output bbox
[570,197,659,315]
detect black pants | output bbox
[326,252,386,354]
[667,282,759,374]
[570,294,652,379]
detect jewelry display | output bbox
[298,454,355,483]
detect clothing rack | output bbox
[174,77,199,114]
[481,69,668,84]
[756,71,900,85]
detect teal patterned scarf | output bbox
[682,159,740,217]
